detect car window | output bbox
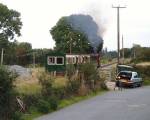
[134,75,137,78]
[118,72,132,79]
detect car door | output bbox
[132,72,139,83]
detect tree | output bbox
[0,3,22,65]
[15,42,32,65]
[120,48,131,58]
[4,40,18,65]
[32,48,53,66]
[50,17,93,53]
[0,66,17,120]
[0,3,22,41]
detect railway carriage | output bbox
[45,52,90,72]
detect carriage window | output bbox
[47,57,55,65]
[56,57,64,65]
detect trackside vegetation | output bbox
[0,63,107,120]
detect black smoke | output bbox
[67,14,103,52]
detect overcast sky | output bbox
[1,0,150,50]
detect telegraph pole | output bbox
[33,52,35,68]
[122,35,124,63]
[1,48,4,66]
[69,38,72,54]
[112,5,126,65]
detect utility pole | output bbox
[33,52,35,68]
[122,35,124,63]
[1,48,4,66]
[112,5,126,65]
[69,32,72,54]
[69,38,72,54]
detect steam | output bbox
[67,14,103,51]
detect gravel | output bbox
[8,65,31,78]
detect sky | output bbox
[0,0,150,51]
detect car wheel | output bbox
[139,82,143,87]
[132,83,136,88]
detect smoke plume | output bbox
[67,14,103,51]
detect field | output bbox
[136,62,150,66]
[15,67,68,95]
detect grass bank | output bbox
[22,90,107,120]
[134,63,150,86]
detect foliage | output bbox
[0,3,22,49]
[135,47,150,62]
[4,42,52,66]
[48,97,58,110]
[15,42,32,65]
[37,99,50,113]
[120,48,132,58]
[31,48,53,66]
[134,65,150,78]
[0,66,18,120]
[50,17,93,53]
[66,64,80,95]
[58,90,106,109]
[3,41,33,65]
[103,50,117,59]
[51,87,66,99]
[143,79,150,86]
[18,66,106,119]
[65,79,80,95]
[38,71,54,96]
[12,111,24,120]
[119,45,150,63]
[79,63,100,89]
[134,65,150,85]
[22,93,41,110]
[66,64,76,80]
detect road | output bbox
[35,86,150,120]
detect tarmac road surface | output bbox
[35,86,150,120]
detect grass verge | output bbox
[58,90,106,109]
[143,78,150,86]
[22,90,107,120]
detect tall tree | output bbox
[0,3,22,65]
[0,3,22,42]
[50,17,93,54]
[16,42,32,65]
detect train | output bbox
[45,52,100,72]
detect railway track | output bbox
[100,62,117,68]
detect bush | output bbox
[38,71,54,97]
[134,65,150,78]
[52,87,66,99]
[0,66,18,119]
[79,63,100,89]
[66,64,80,95]
[48,97,58,110]
[22,93,42,111]
[65,80,80,95]
[12,111,24,120]
[37,99,50,113]
[143,79,150,86]
[134,65,150,85]
[66,64,76,80]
